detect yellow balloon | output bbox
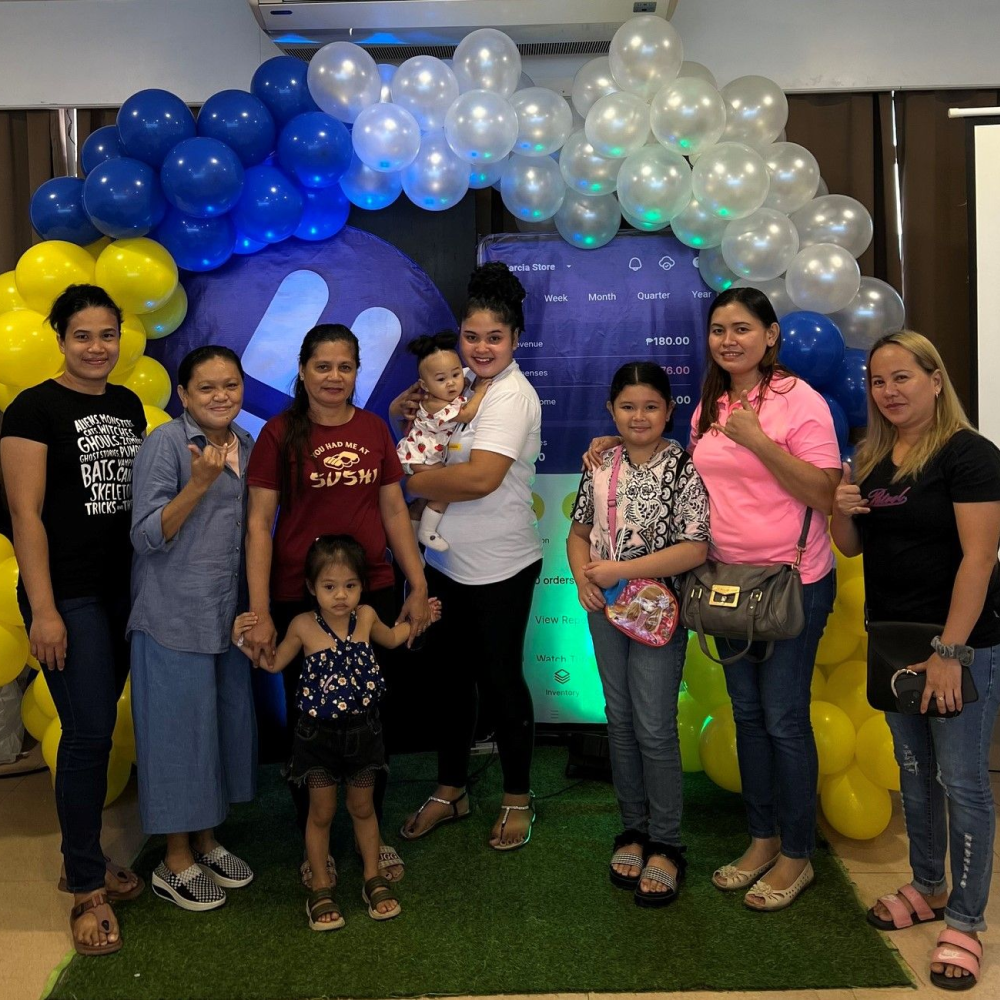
[699,702,742,793]
[119,355,171,408]
[0,270,27,312]
[105,749,133,806]
[112,690,136,761]
[825,659,879,731]
[833,540,863,581]
[677,689,707,773]
[855,713,901,792]
[27,653,41,671]
[0,383,22,410]
[821,763,892,840]
[14,241,96,315]
[0,533,14,562]
[139,283,187,339]
[834,576,867,636]
[143,404,172,435]
[108,314,147,382]
[0,622,29,685]
[42,716,62,772]
[95,238,178,315]
[0,310,64,388]
[815,619,859,665]
[20,683,51,741]
[31,670,58,719]
[84,236,112,260]
[0,556,22,629]
[810,699,857,774]
[810,668,826,702]
[683,632,730,710]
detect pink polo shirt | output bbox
[689,376,839,584]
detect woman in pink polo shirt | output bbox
[691,287,840,911]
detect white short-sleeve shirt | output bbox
[425,361,542,584]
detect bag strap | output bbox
[607,446,623,561]
[686,590,773,665]
[792,508,813,569]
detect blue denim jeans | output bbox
[587,611,686,846]
[886,642,1000,932]
[20,592,131,893]
[717,570,835,859]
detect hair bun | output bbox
[407,330,459,360]
[468,261,526,307]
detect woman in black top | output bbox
[832,330,1000,991]
[1,285,146,956]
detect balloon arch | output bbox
[1,16,905,836]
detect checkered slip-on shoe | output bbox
[193,846,254,888]
[151,862,226,911]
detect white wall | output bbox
[0,0,998,109]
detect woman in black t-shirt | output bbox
[831,331,1000,991]
[1,285,146,957]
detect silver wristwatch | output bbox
[931,635,974,666]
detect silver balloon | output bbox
[571,57,620,118]
[785,242,862,314]
[339,153,403,210]
[649,77,726,156]
[444,90,518,164]
[352,103,421,173]
[828,277,906,349]
[452,28,521,98]
[691,141,770,220]
[511,88,573,157]
[679,61,718,88]
[791,194,874,258]
[307,41,382,124]
[762,142,820,214]
[516,71,535,91]
[469,156,508,190]
[608,15,684,100]
[622,206,670,232]
[720,75,788,149]
[391,56,460,132]
[815,176,829,197]
[401,129,470,211]
[733,276,797,318]
[616,146,692,227]
[669,195,729,248]
[697,244,740,292]
[585,92,650,159]
[516,216,557,234]
[721,208,800,281]
[554,190,622,249]
[558,130,621,197]
[500,154,565,222]
[378,64,394,103]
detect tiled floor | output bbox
[2,770,999,1000]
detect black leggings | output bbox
[427,560,541,794]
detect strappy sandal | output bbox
[399,790,470,841]
[930,928,981,991]
[490,794,536,852]
[609,829,648,889]
[867,884,946,930]
[59,855,145,902]
[362,875,401,921]
[70,890,123,956]
[299,854,337,888]
[634,842,687,908]
[306,887,345,931]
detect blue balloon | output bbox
[233,231,267,255]
[779,311,846,388]
[821,392,850,452]
[197,90,276,167]
[231,165,304,244]
[251,56,319,129]
[831,348,869,428]
[294,185,350,241]
[30,177,102,244]
[80,126,124,176]
[117,89,196,168]
[277,112,352,189]
[153,207,236,272]
[160,137,245,218]
[82,157,167,238]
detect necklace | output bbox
[209,431,237,452]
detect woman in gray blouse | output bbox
[128,346,257,912]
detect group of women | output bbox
[1,266,997,989]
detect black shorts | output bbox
[286,709,387,787]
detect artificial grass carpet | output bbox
[48,747,911,999]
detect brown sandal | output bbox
[59,855,145,902]
[70,891,123,956]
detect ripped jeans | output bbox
[886,641,1000,932]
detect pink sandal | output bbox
[930,928,981,991]
[867,884,944,930]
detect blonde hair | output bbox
[853,330,973,484]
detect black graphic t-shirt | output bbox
[1,379,146,600]
[858,429,1000,646]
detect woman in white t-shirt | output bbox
[392,262,543,851]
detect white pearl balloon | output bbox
[828,277,906,349]
[558,130,621,197]
[555,190,622,249]
[733,276,797,318]
[785,242,862,313]
[469,156,508,190]
[391,56,460,132]
[669,195,729,249]
[721,207,800,281]
[339,153,403,210]
[691,141,770,220]
[720,75,788,149]
[307,41,381,124]
[585,92,650,160]
[510,88,573,157]
[571,57,620,118]
[501,154,565,222]
[616,146,692,227]
[401,129,470,211]
[791,194,874,258]
[444,90,518,164]
[452,29,522,98]
[352,103,421,173]
[608,15,684,100]
[679,61,718,89]
[762,142,821,215]
[649,77,727,156]
[378,64,395,103]
[697,244,740,292]
[622,206,670,232]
